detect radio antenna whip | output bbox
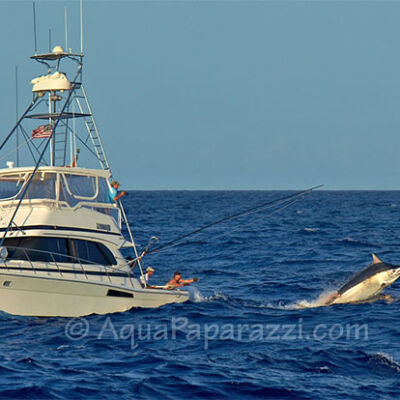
[64,6,69,51]
[80,0,84,55]
[15,66,19,167]
[33,2,38,54]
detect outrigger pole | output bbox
[0,98,38,153]
[119,200,147,286]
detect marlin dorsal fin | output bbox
[372,254,383,264]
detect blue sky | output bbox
[1,1,400,190]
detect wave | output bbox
[187,289,279,311]
[336,237,375,247]
[187,290,297,311]
[188,288,350,311]
[0,386,53,399]
[301,227,321,233]
[366,352,400,374]
[187,289,327,311]
[289,291,397,310]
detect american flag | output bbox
[32,124,53,139]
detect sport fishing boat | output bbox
[0,41,189,316]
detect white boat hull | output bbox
[0,273,189,317]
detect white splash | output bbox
[187,287,229,303]
[293,290,338,309]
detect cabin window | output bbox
[2,237,116,265]
[0,172,56,201]
[63,174,97,199]
[22,173,57,200]
[59,180,79,207]
[97,178,111,203]
[4,237,69,262]
[69,239,116,265]
[0,173,26,200]
[59,174,111,207]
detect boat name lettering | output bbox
[96,223,111,232]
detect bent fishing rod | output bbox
[130,184,323,262]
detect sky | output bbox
[1,0,400,190]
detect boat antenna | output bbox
[32,2,38,54]
[80,0,84,55]
[48,28,52,53]
[70,102,75,165]
[15,66,19,167]
[64,6,68,51]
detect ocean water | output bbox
[1,191,400,399]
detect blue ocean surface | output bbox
[1,191,400,399]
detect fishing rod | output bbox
[141,184,323,257]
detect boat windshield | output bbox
[0,172,57,200]
[0,171,120,227]
[0,171,111,206]
[23,172,57,200]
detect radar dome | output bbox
[52,46,64,55]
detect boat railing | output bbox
[0,245,130,286]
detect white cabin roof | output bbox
[0,166,111,179]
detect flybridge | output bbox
[0,166,121,230]
[0,167,111,205]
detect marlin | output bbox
[325,254,400,305]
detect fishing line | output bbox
[146,196,304,257]
[145,185,322,256]
[210,196,304,242]
[0,137,33,163]
[159,196,303,253]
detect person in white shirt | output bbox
[140,266,155,288]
